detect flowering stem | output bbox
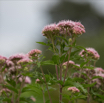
[40,66,52,103]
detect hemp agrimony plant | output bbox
[0,20,104,103]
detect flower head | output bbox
[28,49,42,59]
[30,96,36,102]
[42,23,60,38]
[0,55,7,64]
[6,60,14,67]
[94,67,104,73]
[79,48,100,60]
[17,58,33,65]
[9,53,27,63]
[63,60,75,69]
[25,76,31,84]
[67,87,80,93]
[57,20,85,36]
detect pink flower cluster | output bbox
[63,60,75,68]
[79,48,100,60]
[57,20,85,36]
[0,55,7,64]
[28,49,42,58]
[9,54,26,62]
[17,58,33,65]
[67,87,80,93]
[42,20,85,38]
[42,23,60,38]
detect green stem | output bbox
[16,76,26,103]
[42,85,45,103]
[63,37,76,84]
[59,64,62,103]
[40,66,52,103]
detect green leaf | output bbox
[57,80,63,85]
[45,100,50,103]
[75,45,87,51]
[3,98,11,103]
[4,85,18,94]
[41,60,54,65]
[80,61,88,68]
[36,42,48,46]
[52,55,60,64]
[6,79,16,87]
[70,49,80,57]
[73,77,84,82]
[1,65,6,72]
[83,82,96,87]
[92,76,103,80]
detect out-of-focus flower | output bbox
[63,60,75,69]
[0,88,11,93]
[0,55,7,65]
[25,76,31,84]
[30,96,36,102]
[94,67,104,73]
[18,76,31,84]
[67,87,80,93]
[35,78,42,84]
[28,49,42,59]
[17,58,33,65]
[9,54,27,63]
[79,48,100,60]
[72,25,85,35]
[6,60,14,67]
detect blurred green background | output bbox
[1,0,104,103]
